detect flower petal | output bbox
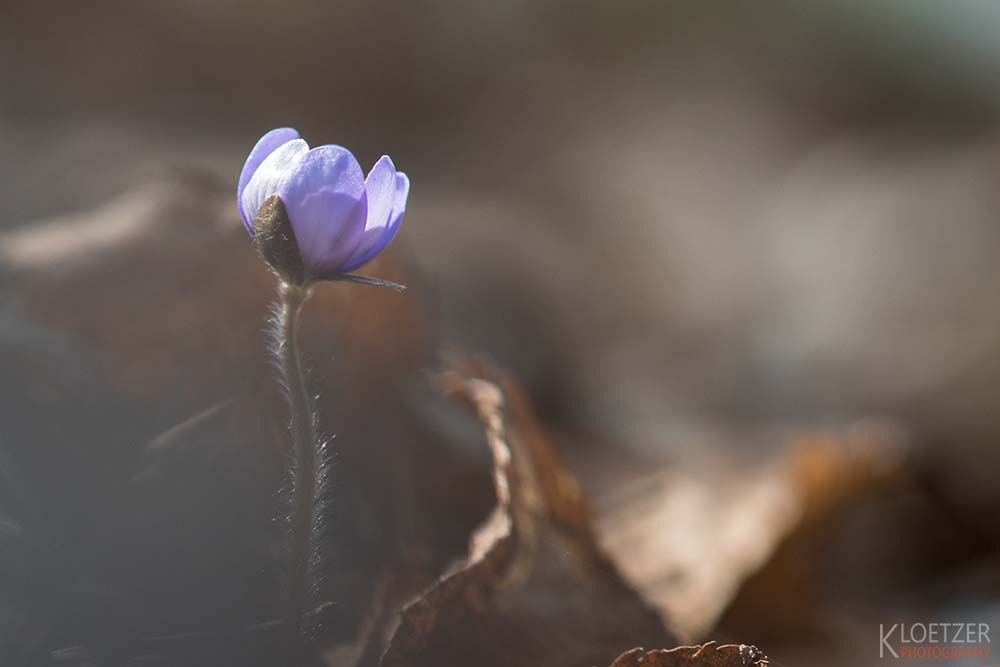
[340,156,397,272]
[277,145,368,277]
[390,171,410,229]
[356,171,410,271]
[237,127,300,231]
[241,138,309,233]
[341,170,409,273]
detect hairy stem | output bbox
[274,282,317,642]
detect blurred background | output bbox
[2,2,1000,666]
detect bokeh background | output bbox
[3,2,1000,666]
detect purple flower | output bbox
[238,127,409,280]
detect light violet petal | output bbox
[390,171,410,228]
[340,169,408,273]
[237,127,300,232]
[365,156,397,234]
[241,138,309,232]
[341,156,396,271]
[277,145,368,276]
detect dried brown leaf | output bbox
[380,356,673,667]
[610,642,768,667]
[592,421,907,640]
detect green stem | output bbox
[275,282,317,642]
